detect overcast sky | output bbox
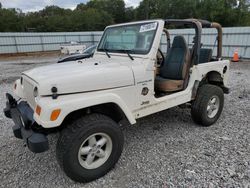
[0,0,142,12]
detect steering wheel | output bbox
[156,49,164,67]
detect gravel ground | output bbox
[0,55,249,188]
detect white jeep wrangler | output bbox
[4,19,230,182]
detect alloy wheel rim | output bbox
[78,133,113,169]
[207,95,220,118]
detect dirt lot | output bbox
[0,55,249,188]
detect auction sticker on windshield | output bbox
[139,22,157,33]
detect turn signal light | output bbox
[14,83,17,90]
[36,105,41,116]
[50,109,61,121]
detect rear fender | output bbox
[191,60,230,98]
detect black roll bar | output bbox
[164,19,223,64]
[165,19,202,65]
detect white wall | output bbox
[0,27,249,58]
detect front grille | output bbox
[22,78,36,109]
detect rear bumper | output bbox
[4,93,49,153]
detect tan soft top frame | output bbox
[164,19,222,65]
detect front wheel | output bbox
[56,113,124,183]
[191,84,224,126]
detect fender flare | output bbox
[34,92,136,128]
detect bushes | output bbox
[0,0,249,32]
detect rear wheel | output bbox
[56,113,124,182]
[191,84,224,126]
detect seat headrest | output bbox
[172,35,188,49]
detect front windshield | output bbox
[97,22,158,54]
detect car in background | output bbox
[58,45,97,63]
[60,41,87,54]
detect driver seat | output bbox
[155,35,190,92]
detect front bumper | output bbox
[4,93,49,153]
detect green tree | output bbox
[71,8,113,31]
[0,8,24,31]
[125,7,136,21]
[136,0,250,26]
[86,0,126,23]
[24,6,73,32]
[76,3,87,11]
[195,0,250,26]
[0,0,249,32]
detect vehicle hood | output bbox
[22,58,135,96]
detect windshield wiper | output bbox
[119,49,134,61]
[99,48,111,58]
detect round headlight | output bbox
[33,87,38,97]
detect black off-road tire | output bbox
[191,84,224,126]
[56,113,124,183]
